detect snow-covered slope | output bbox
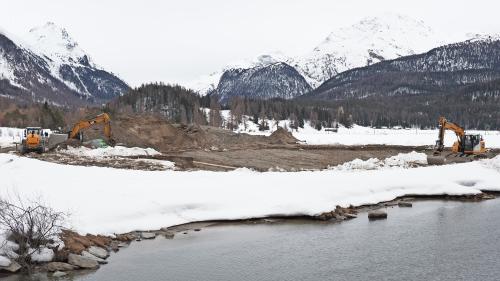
[187,53,289,95]
[290,14,447,88]
[214,62,312,101]
[0,23,129,105]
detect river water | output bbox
[5,199,500,281]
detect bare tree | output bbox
[0,196,66,273]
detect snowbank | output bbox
[331,151,427,171]
[0,255,11,267]
[1,154,499,235]
[30,247,54,263]
[60,146,161,158]
[0,127,23,148]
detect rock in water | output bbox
[398,202,413,208]
[47,262,77,272]
[164,232,175,239]
[368,210,388,220]
[53,271,67,277]
[141,232,156,239]
[482,194,496,200]
[0,261,21,273]
[345,213,358,219]
[88,246,109,259]
[82,251,108,264]
[67,254,99,269]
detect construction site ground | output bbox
[8,114,500,171]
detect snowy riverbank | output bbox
[1,153,499,235]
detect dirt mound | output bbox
[77,114,299,152]
[269,127,298,145]
[111,115,203,151]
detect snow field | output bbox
[0,127,23,148]
[0,153,499,235]
[228,118,500,148]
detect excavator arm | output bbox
[68,113,116,146]
[435,116,465,153]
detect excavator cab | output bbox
[458,134,485,154]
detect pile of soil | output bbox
[269,127,299,145]
[77,114,298,152]
[82,114,211,151]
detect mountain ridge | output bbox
[0,22,129,105]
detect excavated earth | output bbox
[16,114,500,171]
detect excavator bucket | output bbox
[427,154,446,165]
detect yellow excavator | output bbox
[428,116,486,164]
[68,113,116,146]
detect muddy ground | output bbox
[9,114,500,171]
[175,145,426,171]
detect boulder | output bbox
[117,242,129,248]
[398,202,413,208]
[52,271,67,278]
[110,241,120,252]
[67,254,99,269]
[81,251,108,264]
[368,210,388,220]
[482,194,496,200]
[62,238,86,254]
[344,213,358,219]
[163,232,175,239]
[87,246,109,259]
[86,234,112,249]
[384,201,399,207]
[0,261,21,273]
[115,233,135,242]
[140,232,156,239]
[47,262,77,272]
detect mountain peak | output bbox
[292,14,445,88]
[0,24,129,105]
[26,22,88,63]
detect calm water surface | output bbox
[5,199,500,281]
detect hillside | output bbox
[213,62,312,102]
[307,38,500,100]
[0,23,129,106]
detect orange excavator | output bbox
[428,116,486,164]
[68,113,116,146]
[434,116,486,155]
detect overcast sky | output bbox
[2,0,499,87]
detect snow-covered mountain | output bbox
[191,14,461,94]
[215,62,312,102]
[305,38,500,101]
[290,14,447,88]
[188,52,289,95]
[0,23,129,105]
